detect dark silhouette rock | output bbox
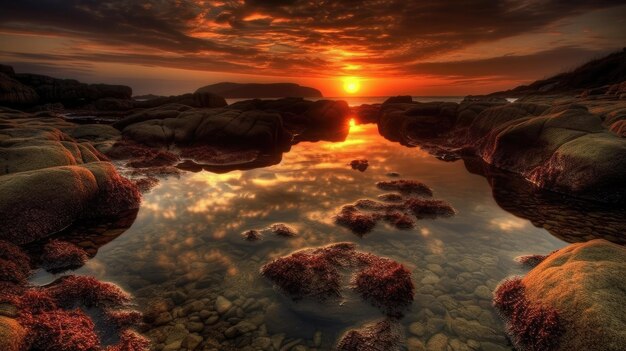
[133,91,226,109]
[0,73,39,106]
[488,48,626,97]
[350,159,368,172]
[229,98,351,142]
[383,96,413,105]
[117,106,292,153]
[195,82,322,98]
[13,72,132,106]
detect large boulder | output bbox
[119,107,291,152]
[229,98,351,142]
[494,240,626,350]
[0,116,140,244]
[378,101,458,142]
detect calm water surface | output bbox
[42,123,582,350]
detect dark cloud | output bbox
[0,0,624,79]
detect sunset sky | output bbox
[1,1,624,96]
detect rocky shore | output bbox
[364,92,626,204]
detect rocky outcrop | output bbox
[229,97,351,141]
[487,48,626,97]
[132,91,226,109]
[13,73,132,106]
[378,101,459,142]
[0,112,140,244]
[493,239,626,350]
[115,105,292,152]
[0,65,133,108]
[374,97,626,203]
[0,73,39,106]
[195,82,322,98]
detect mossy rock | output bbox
[523,239,626,350]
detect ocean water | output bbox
[30,123,623,350]
[226,96,466,107]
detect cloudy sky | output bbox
[0,0,624,96]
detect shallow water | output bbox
[33,123,619,350]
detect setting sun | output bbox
[343,77,361,94]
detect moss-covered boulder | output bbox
[0,117,140,244]
[494,239,626,350]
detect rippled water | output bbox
[32,123,622,350]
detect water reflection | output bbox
[464,157,626,245]
[53,123,623,350]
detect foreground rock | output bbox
[0,112,140,244]
[493,239,626,350]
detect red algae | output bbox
[104,329,151,351]
[268,223,297,237]
[377,193,404,202]
[14,289,57,313]
[241,229,263,241]
[337,318,404,351]
[0,240,31,284]
[0,240,30,267]
[336,205,379,235]
[21,309,100,351]
[0,258,29,284]
[125,150,179,168]
[40,240,88,272]
[493,277,525,318]
[493,277,564,351]
[336,180,454,235]
[352,257,414,315]
[376,180,433,196]
[260,247,346,300]
[261,243,415,314]
[46,275,131,309]
[515,251,555,268]
[105,309,144,329]
[404,198,455,218]
[383,211,416,229]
